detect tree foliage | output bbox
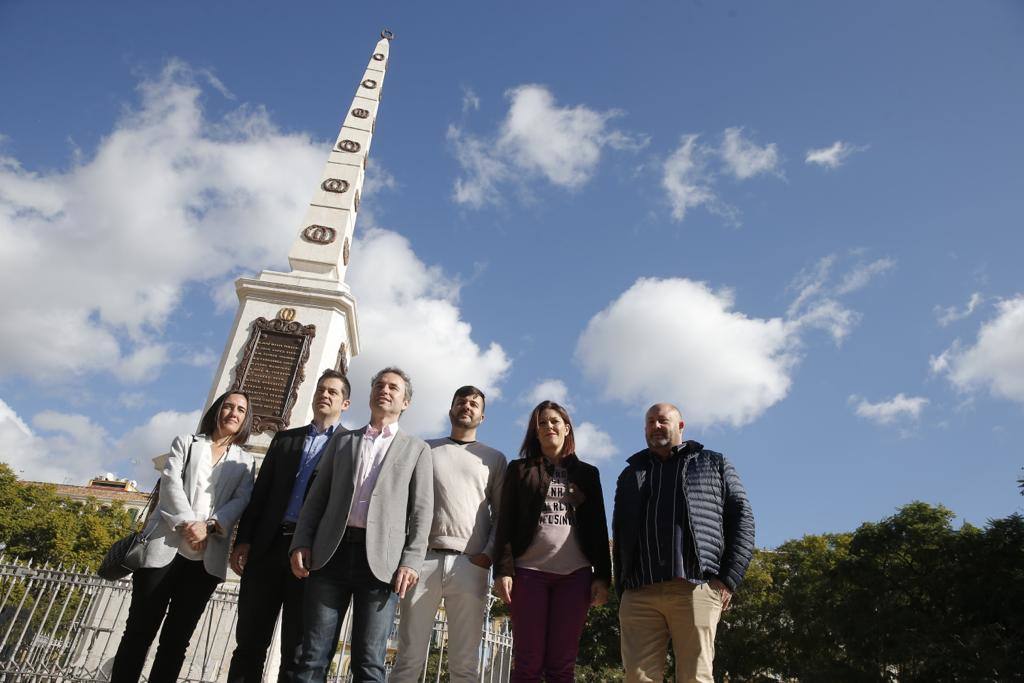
[717,502,1024,682]
[575,584,624,681]
[0,462,137,570]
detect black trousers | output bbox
[226,530,306,682]
[110,554,220,683]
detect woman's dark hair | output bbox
[519,400,575,460]
[199,390,253,446]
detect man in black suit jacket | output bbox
[225,370,351,683]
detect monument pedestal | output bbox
[205,270,358,458]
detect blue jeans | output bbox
[292,542,397,683]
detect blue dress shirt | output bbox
[282,420,340,523]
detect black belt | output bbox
[342,526,367,544]
[279,522,297,536]
[430,548,462,556]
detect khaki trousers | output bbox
[619,581,723,683]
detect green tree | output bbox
[0,462,137,569]
[718,533,857,682]
[943,513,1024,680]
[719,502,1024,682]
[575,586,624,681]
[831,502,964,681]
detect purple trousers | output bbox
[509,566,592,682]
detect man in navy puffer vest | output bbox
[613,403,754,683]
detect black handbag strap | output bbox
[139,435,197,533]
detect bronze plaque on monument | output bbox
[231,317,316,434]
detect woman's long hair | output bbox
[519,400,575,460]
[198,390,253,446]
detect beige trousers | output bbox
[619,581,723,683]
[390,550,490,682]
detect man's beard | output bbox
[452,413,478,428]
[647,435,671,448]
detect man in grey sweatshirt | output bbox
[390,385,507,682]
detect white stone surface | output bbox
[205,32,392,466]
[205,271,358,456]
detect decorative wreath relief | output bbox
[302,225,336,245]
[321,178,349,193]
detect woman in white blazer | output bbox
[110,390,256,683]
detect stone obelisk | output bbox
[205,30,393,460]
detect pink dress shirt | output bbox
[347,422,400,528]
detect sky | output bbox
[1,1,1022,548]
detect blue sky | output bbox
[1,1,1022,548]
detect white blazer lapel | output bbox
[183,437,208,504]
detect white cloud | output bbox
[116,409,202,482]
[449,84,646,207]
[344,228,511,436]
[791,299,860,344]
[32,411,107,451]
[0,399,32,437]
[182,347,218,368]
[850,393,929,425]
[0,404,93,484]
[659,132,776,225]
[935,292,983,327]
[519,379,617,460]
[0,61,512,472]
[524,378,571,407]
[462,86,480,113]
[0,399,196,485]
[576,254,888,427]
[662,135,721,222]
[118,392,149,409]
[211,277,243,313]
[447,125,510,209]
[720,127,780,180]
[786,255,864,344]
[805,141,866,169]
[576,278,797,428]
[114,343,170,383]
[931,295,1024,404]
[574,422,617,460]
[501,85,647,187]
[836,257,896,294]
[0,60,326,383]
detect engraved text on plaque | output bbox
[230,317,316,433]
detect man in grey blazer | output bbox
[289,367,433,683]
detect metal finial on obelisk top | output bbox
[285,32,393,281]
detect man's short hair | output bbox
[371,366,413,402]
[451,385,486,412]
[317,369,351,400]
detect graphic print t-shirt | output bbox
[515,465,590,575]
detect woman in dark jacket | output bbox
[493,400,611,683]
